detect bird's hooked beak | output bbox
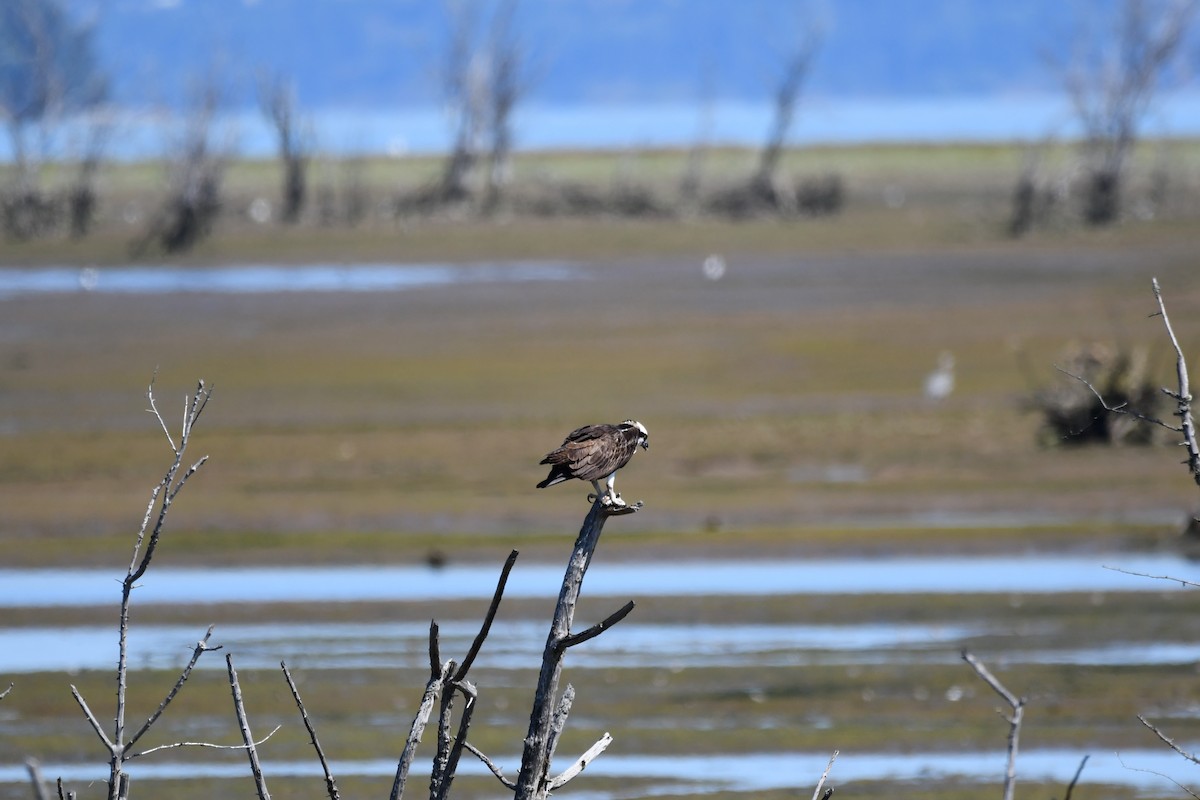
[640,439,650,450]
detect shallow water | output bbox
[0,748,1187,794]
[0,262,582,298]
[4,616,1197,675]
[1,553,1195,609]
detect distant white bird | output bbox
[924,351,955,401]
[702,254,726,281]
[78,267,99,292]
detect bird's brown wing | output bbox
[539,423,623,481]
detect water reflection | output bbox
[0,554,1195,609]
[0,262,582,298]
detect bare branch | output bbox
[281,661,339,800]
[1153,278,1200,485]
[428,619,441,679]
[145,374,177,454]
[962,651,1024,800]
[1140,714,1200,764]
[390,659,452,800]
[128,726,281,760]
[464,741,517,790]
[69,685,114,750]
[1118,751,1200,799]
[126,625,218,752]
[811,750,839,800]
[433,679,476,800]
[1055,364,1179,431]
[26,758,49,800]
[226,654,271,800]
[544,683,575,765]
[454,549,518,681]
[560,600,635,650]
[0,682,12,700]
[1063,754,1089,800]
[547,732,613,791]
[1103,564,1200,588]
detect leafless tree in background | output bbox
[432,0,529,213]
[481,0,526,213]
[257,71,308,224]
[1058,0,1197,225]
[751,22,822,208]
[133,81,227,255]
[707,9,828,219]
[438,1,487,203]
[0,0,107,239]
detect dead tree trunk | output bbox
[513,499,637,800]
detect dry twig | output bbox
[811,750,839,800]
[1063,754,1089,800]
[282,660,340,800]
[962,651,1025,800]
[66,378,216,800]
[228,653,272,800]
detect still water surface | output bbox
[1,553,1194,609]
[0,748,1188,794]
[0,262,582,298]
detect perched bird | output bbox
[924,351,956,402]
[537,420,649,507]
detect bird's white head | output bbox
[623,420,650,450]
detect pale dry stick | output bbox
[1152,277,1200,486]
[811,749,839,800]
[962,651,1025,800]
[546,732,613,792]
[514,499,640,800]
[0,682,11,700]
[130,727,280,758]
[227,653,271,800]
[281,660,340,800]
[543,684,576,768]
[26,757,49,800]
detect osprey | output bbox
[536,420,649,507]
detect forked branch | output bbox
[962,651,1025,800]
